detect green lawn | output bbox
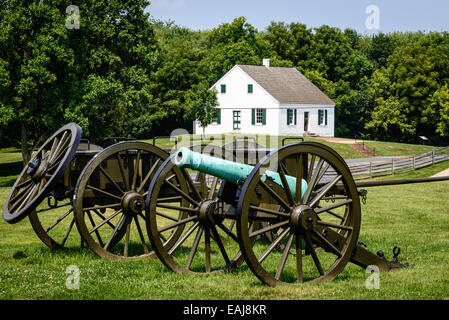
[0,160,448,299]
[363,140,438,157]
[1,135,448,300]
[0,148,23,188]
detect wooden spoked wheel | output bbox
[2,123,82,224]
[237,142,361,286]
[28,149,100,250]
[146,147,245,274]
[28,205,77,250]
[73,142,169,260]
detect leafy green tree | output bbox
[263,22,312,66]
[367,39,439,141]
[426,32,449,85]
[150,21,213,134]
[205,41,261,84]
[205,17,271,83]
[365,32,396,69]
[0,0,159,164]
[365,95,415,139]
[208,16,259,48]
[0,0,73,164]
[263,22,293,61]
[63,0,159,141]
[425,84,449,137]
[183,82,218,135]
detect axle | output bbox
[354,175,449,188]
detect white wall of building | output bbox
[194,66,335,137]
[278,104,335,137]
[194,66,279,135]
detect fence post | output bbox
[392,159,395,175]
[369,162,372,178]
[413,155,415,170]
[432,150,435,165]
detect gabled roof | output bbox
[236,64,335,105]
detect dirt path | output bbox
[309,136,356,144]
[431,167,449,177]
[309,137,378,156]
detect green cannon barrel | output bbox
[174,147,307,200]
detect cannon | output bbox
[145,141,449,286]
[2,123,278,261]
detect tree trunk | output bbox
[21,122,31,167]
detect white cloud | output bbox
[151,0,186,9]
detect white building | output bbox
[193,59,335,137]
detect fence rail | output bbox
[346,146,449,180]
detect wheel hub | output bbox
[121,192,145,216]
[27,158,49,181]
[290,205,317,232]
[198,200,223,226]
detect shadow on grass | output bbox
[108,242,155,257]
[0,161,22,187]
[0,161,22,176]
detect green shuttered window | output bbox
[215,109,221,124]
[287,109,297,125]
[318,109,328,125]
[221,84,226,94]
[252,108,266,125]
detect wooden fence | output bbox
[346,146,449,180]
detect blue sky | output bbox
[147,0,449,34]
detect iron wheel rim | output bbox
[237,142,361,286]
[3,123,82,224]
[74,141,169,260]
[146,146,245,274]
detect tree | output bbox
[263,22,312,67]
[205,40,261,84]
[0,0,160,164]
[263,22,293,62]
[150,21,211,135]
[183,82,218,135]
[205,17,271,84]
[365,96,415,139]
[367,39,440,142]
[208,16,259,48]
[0,0,74,164]
[62,0,159,141]
[425,84,449,138]
[365,32,396,69]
